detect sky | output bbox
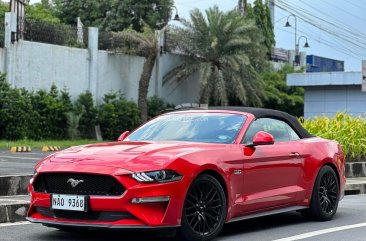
[27,0,366,72]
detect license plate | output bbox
[51,194,87,212]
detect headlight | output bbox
[131,170,183,183]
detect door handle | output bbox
[289,152,300,158]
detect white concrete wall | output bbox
[287,71,362,86]
[304,85,366,118]
[2,40,199,105]
[12,41,90,98]
[287,71,366,118]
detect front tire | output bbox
[179,174,227,241]
[302,165,340,221]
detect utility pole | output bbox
[238,0,244,16]
[238,0,247,16]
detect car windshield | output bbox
[126,113,246,144]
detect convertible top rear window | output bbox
[127,113,246,144]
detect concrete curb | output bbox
[10,147,31,152]
[42,146,61,152]
[0,175,32,196]
[0,199,30,223]
[346,162,366,178]
[345,178,366,195]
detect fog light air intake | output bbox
[131,196,170,204]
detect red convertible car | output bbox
[27,108,346,241]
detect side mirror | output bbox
[118,131,130,141]
[252,131,274,146]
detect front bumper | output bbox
[27,165,188,228]
[26,217,179,230]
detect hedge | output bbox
[300,113,366,160]
[0,75,173,141]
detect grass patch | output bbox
[0,139,104,149]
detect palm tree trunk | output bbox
[138,52,157,123]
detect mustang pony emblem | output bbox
[67,178,84,188]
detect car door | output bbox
[240,118,305,213]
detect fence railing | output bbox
[98,31,125,51]
[271,47,289,62]
[22,19,87,48]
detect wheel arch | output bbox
[322,162,340,190]
[308,160,341,203]
[199,169,229,205]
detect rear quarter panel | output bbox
[297,137,346,206]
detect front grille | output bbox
[35,207,136,221]
[33,173,125,196]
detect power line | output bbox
[342,0,366,12]
[275,0,366,54]
[277,27,362,60]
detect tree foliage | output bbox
[113,24,159,122]
[165,6,268,106]
[261,64,304,116]
[75,91,98,139]
[0,1,8,19]
[246,0,275,56]
[26,3,60,23]
[53,0,173,32]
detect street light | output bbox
[285,15,310,66]
[294,35,310,65]
[158,6,181,55]
[284,14,297,56]
[297,36,310,50]
[171,6,180,21]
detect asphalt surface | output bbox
[0,195,365,241]
[0,149,48,175]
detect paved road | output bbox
[1,195,365,241]
[0,149,48,175]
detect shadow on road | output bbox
[29,228,170,241]
[220,211,307,237]
[27,212,311,241]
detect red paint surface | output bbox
[28,110,346,228]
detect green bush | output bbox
[300,112,366,161]
[75,91,97,139]
[0,75,146,141]
[30,85,73,140]
[66,111,82,140]
[0,87,36,140]
[98,92,141,140]
[147,95,174,119]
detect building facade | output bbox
[287,72,364,117]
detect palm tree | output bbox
[113,25,158,123]
[164,6,268,106]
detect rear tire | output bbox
[302,165,339,221]
[178,174,227,241]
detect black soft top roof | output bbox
[209,106,313,139]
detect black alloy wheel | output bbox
[179,174,227,241]
[319,172,338,215]
[301,165,340,221]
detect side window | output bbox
[286,125,301,141]
[243,118,300,144]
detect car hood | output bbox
[44,141,223,172]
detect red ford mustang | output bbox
[27,108,346,241]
